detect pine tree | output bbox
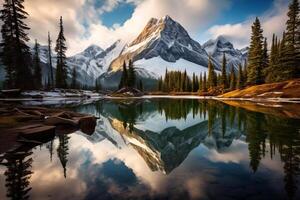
[0,0,15,88]
[208,56,217,88]
[230,66,236,90]
[237,64,244,89]
[243,60,248,85]
[192,73,196,92]
[281,0,300,79]
[0,0,33,89]
[55,16,68,88]
[266,34,279,83]
[57,134,70,178]
[203,73,207,92]
[95,79,101,92]
[247,17,265,85]
[119,61,128,89]
[199,73,203,92]
[138,79,144,91]
[262,38,269,78]
[221,53,228,88]
[33,39,42,89]
[71,67,77,89]
[278,32,287,81]
[127,60,136,87]
[48,32,54,88]
[158,76,163,91]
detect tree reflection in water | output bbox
[0,99,299,199]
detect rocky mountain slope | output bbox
[36,40,124,87]
[203,35,248,71]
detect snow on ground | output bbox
[134,57,216,78]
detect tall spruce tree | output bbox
[262,38,269,78]
[247,17,265,85]
[282,0,300,79]
[0,0,15,88]
[119,61,128,89]
[71,67,77,89]
[33,39,42,89]
[0,0,33,89]
[221,53,228,89]
[127,60,136,87]
[48,32,54,87]
[230,66,236,90]
[243,60,248,85]
[278,32,287,81]
[192,73,196,92]
[199,73,203,92]
[266,34,279,82]
[208,56,217,88]
[237,64,244,89]
[55,16,68,88]
[203,73,207,92]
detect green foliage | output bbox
[119,61,128,89]
[127,60,136,87]
[138,79,144,91]
[265,34,280,82]
[221,53,228,88]
[57,134,70,178]
[118,59,136,89]
[203,73,207,92]
[247,17,265,85]
[280,0,300,79]
[95,79,102,92]
[236,64,244,89]
[208,56,217,88]
[55,17,68,89]
[230,66,236,90]
[0,0,33,89]
[158,70,194,92]
[71,67,77,89]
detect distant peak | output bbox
[161,15,175,23]
[216,35,229,43]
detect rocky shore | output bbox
[0,104,97,154]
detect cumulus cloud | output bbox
[206,0,289,48]
[0,0,231,55]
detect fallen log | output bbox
[16,124,56,141]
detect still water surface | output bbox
[0,99,300,200]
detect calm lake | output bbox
[1,98,300,200]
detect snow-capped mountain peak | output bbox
[203,35,248,71]
[82,45,103,57]
[109,15,220,77]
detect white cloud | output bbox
[2,0,287,55]
[0,0,231,55]
[205,0,289,48]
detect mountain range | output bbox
[0,15,248,89]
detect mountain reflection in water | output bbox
[0,99,300,200]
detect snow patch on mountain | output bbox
[134,57,211,78]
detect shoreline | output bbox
[1,95,300,104]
